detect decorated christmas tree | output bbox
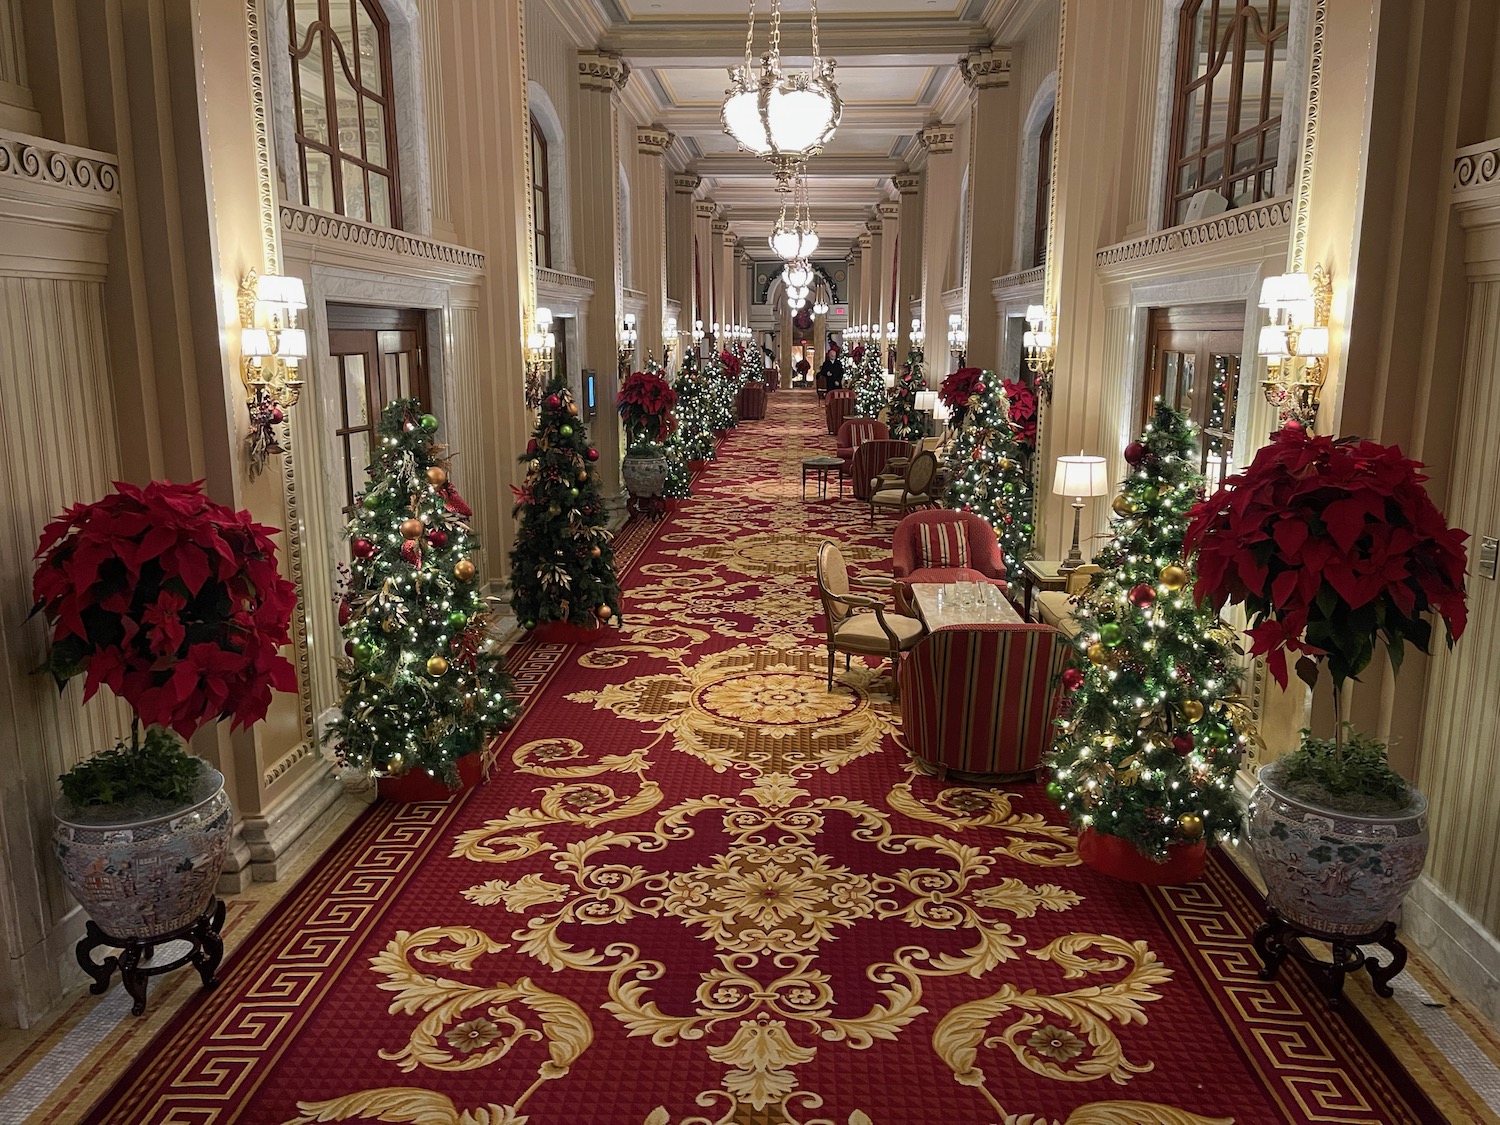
[509,373,623,630]
[674,352,718,464]
[327,399,518,783]
[707,349,738,432]
[888,352,925,441]
[851,344,887,419]
[1048,402,1253,861]
[941,368,1034,575]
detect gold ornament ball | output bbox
[528,459,539,473]
[596,605,613,620]
[590,546,601,558]
[386,752,404,773]
[426,655,449,676]
[400,518,424,539]
[577,469,589,483]
[454,559,476,581]
[1182,699,1205,723]
[1087,642,1108,666]
[381,618,397,634]
[1111,494,1135,516]
[427,466,448,486]
[999,457,1012,472]
[1178,812,1204,840]
[1159,564,1189,591]
[567,401,579,416]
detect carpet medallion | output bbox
[83,394,1441,1125]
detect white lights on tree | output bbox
[721,0,842,189]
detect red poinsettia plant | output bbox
[1185,424,1468,701]
[939,367,987,410]
[617,369,678,447]
[31,481,299,739]
[719,350,743,380]
[1001,377,1038,453]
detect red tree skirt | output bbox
[376,751,482,803]
[1078,826,1207,884]
[531,619,621,646]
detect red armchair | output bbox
[835,417,889,466]
[849,439,914,501]
[898,622,1070,783]
[892,510,1008,590]
[824,390,856,435]
[737,382,767,420]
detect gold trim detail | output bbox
[1290,0,1325,273]
[279,206,487,269]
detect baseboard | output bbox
[1401,875,1500,1024]
[239,765,346,882]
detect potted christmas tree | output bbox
[617,367,678,508]
[32,480,297,1013]
[326,400,518,800]
[940,369,1033,577]
[1048,404,1255,884]
[511,374,623,643]
[674,353,718,469]
[1186,424,1467,939]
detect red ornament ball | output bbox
[351,538,374,559]
[1171,732,1195,755]
[427,529,448,549]
[270,406,285,423]
[1124,441,1146,465]
[344,640,355,656]
[586,447,600,463]
[526,438,538,456]
[1128,583,1156,608]
[1062,667,1085,692]
[337,599,352,626]
[544,393,561,411]
[974,382,986,395]
[400,540,422,566]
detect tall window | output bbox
[1165,0,1289,227]
[531,116,552,269]
[288,0,402,228]
[1031,110,1053,269]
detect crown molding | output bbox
[893,172,921,194]
[918,123,957,154]
[578,50,630,93]
[672,172,702,194]
[601,20,992,64]
[959,46,1011,89]
[539,0,610,50]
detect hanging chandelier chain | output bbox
[741,0,756,69]
[809,0,822,61]
[767,0,782,67]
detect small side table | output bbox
[1020,559,1069,621]
[801,456,845,500]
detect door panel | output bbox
[1144,305,1245,482]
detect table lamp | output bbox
[1053,453,1109,572]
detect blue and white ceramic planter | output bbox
[54,768,232,940]
[1247,758,1428,937]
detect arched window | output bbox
[287,0,402,228]
[1165,0,1289,227]
[531,115,552,269]
[1031,110,1053,269]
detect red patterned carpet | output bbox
[83,391,1442,1125]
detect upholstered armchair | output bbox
[891,510,1007,615]
[898,622,1070,783]
[835,417,889,468]
[824,389,856,435]
[738,382,767,420]
[1036,564,1101,635]
[849,439,915,501]
[816,541,925,695]
[869,450,938,523]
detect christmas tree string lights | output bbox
[940,369,1032,576]
[1047,402,1259,861]
[887,351,925,442]
[326,399,518,784]
[674,352,718,464]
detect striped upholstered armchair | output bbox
[849,439,915,501]
[824,390,856,435]
[835,417,889,466]
[897,622,1070,783]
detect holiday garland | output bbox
[328,400,518,782]
[1048,403,1254,858]
[887,351,925,441]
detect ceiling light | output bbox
[785,259,814,288]
[768,171,820,260]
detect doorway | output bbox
[326,304,431,513]
[1143,304,1244,490]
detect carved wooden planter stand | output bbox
[76,898,226,1017]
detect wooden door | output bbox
[326,305,430,513]
[1144,305,1244,490]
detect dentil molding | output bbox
[959,47,1011,90]
[876,202,899,221]
[1094,197,1292,270]
[711,218,730,234]
[918,124,956,154]
[637,126,674,156]
[694,201,718,220]
[893,173,920,195]
[864,217,881,234]
[673,173,701,194]
[578,50,630,93]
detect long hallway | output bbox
[48,392,1468,1124]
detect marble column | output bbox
[712,218,733,333]
[864,217,883,329]
[574,49,629,503]
[877,200,900,352]
[635,125,672,365]
[959,47,1017,371]
[843,251,859,342]
[692,199,715,343]
[918,123,959,375]
[894,171,924,361]
[667,173,699,355]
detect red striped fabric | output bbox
[898,623,1068,776]
[916,521,969,569]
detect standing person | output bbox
[818,343,843,391]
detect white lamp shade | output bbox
[1259,272,1313,310]
[624,312,636,327]
[536,306,553,327]
[1257,324,1289,359]
[948,313,962,330]
[932,399,951,422]
[1025,303,1047,324]
[765,82,836,155]
[1295,325,1330,357]
[723,89,770,155]
[785,260,813,288]
[914,390,937,412]
[241,327,273,358]
[255,274,307,310]
[1053,454,1109,498]
[277,327,309,359]
[813,301,828,315]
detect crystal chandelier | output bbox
[722,0,842,189]
[768,173,819,260]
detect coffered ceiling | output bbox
[545,0,1040,257]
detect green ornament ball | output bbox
[1100,622,1124,647]
[351,641,374,662]
[419,413,439,433]
[362,493,380,510]
[447,611,468,629]
[1206,725,1231,747]
[568,487,580,500]
[559,424,574,437]
[1140,485,1159,504]
[1045,781,1064,804]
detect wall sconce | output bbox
[1023,304,1055,376]
[1258,265,1332,429]
[910,318,925,361]
[692,320,705,355]
[238,269,308,477]
[885,319,897,371]
[947,314,967,366]
[525,306,556,411]
[663,316,678,366]
[618,312,638,365]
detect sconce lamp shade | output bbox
[1295,325,1329,358]
[1257,325,1289,359]
[536,306,553,327]
[255,274,307,310]
[241,327,273,358]
[1258,272,1313,310]
[277,328,309,360]
[1052,454,1109,499]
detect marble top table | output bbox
[910,582,1023,631]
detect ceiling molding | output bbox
[601,20,991,63]
[538,0,610,49]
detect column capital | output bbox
[711,218,731,235]
[893,172,920,195]
[637,125,675,156]
[877,201,900,221]
[857,232,872,250]
[864,217,882,234]
[673,172,702,194]
[959,47,1011,90]
[694,200,718,220]
[918,123,957,154]
[578,50,630,93]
